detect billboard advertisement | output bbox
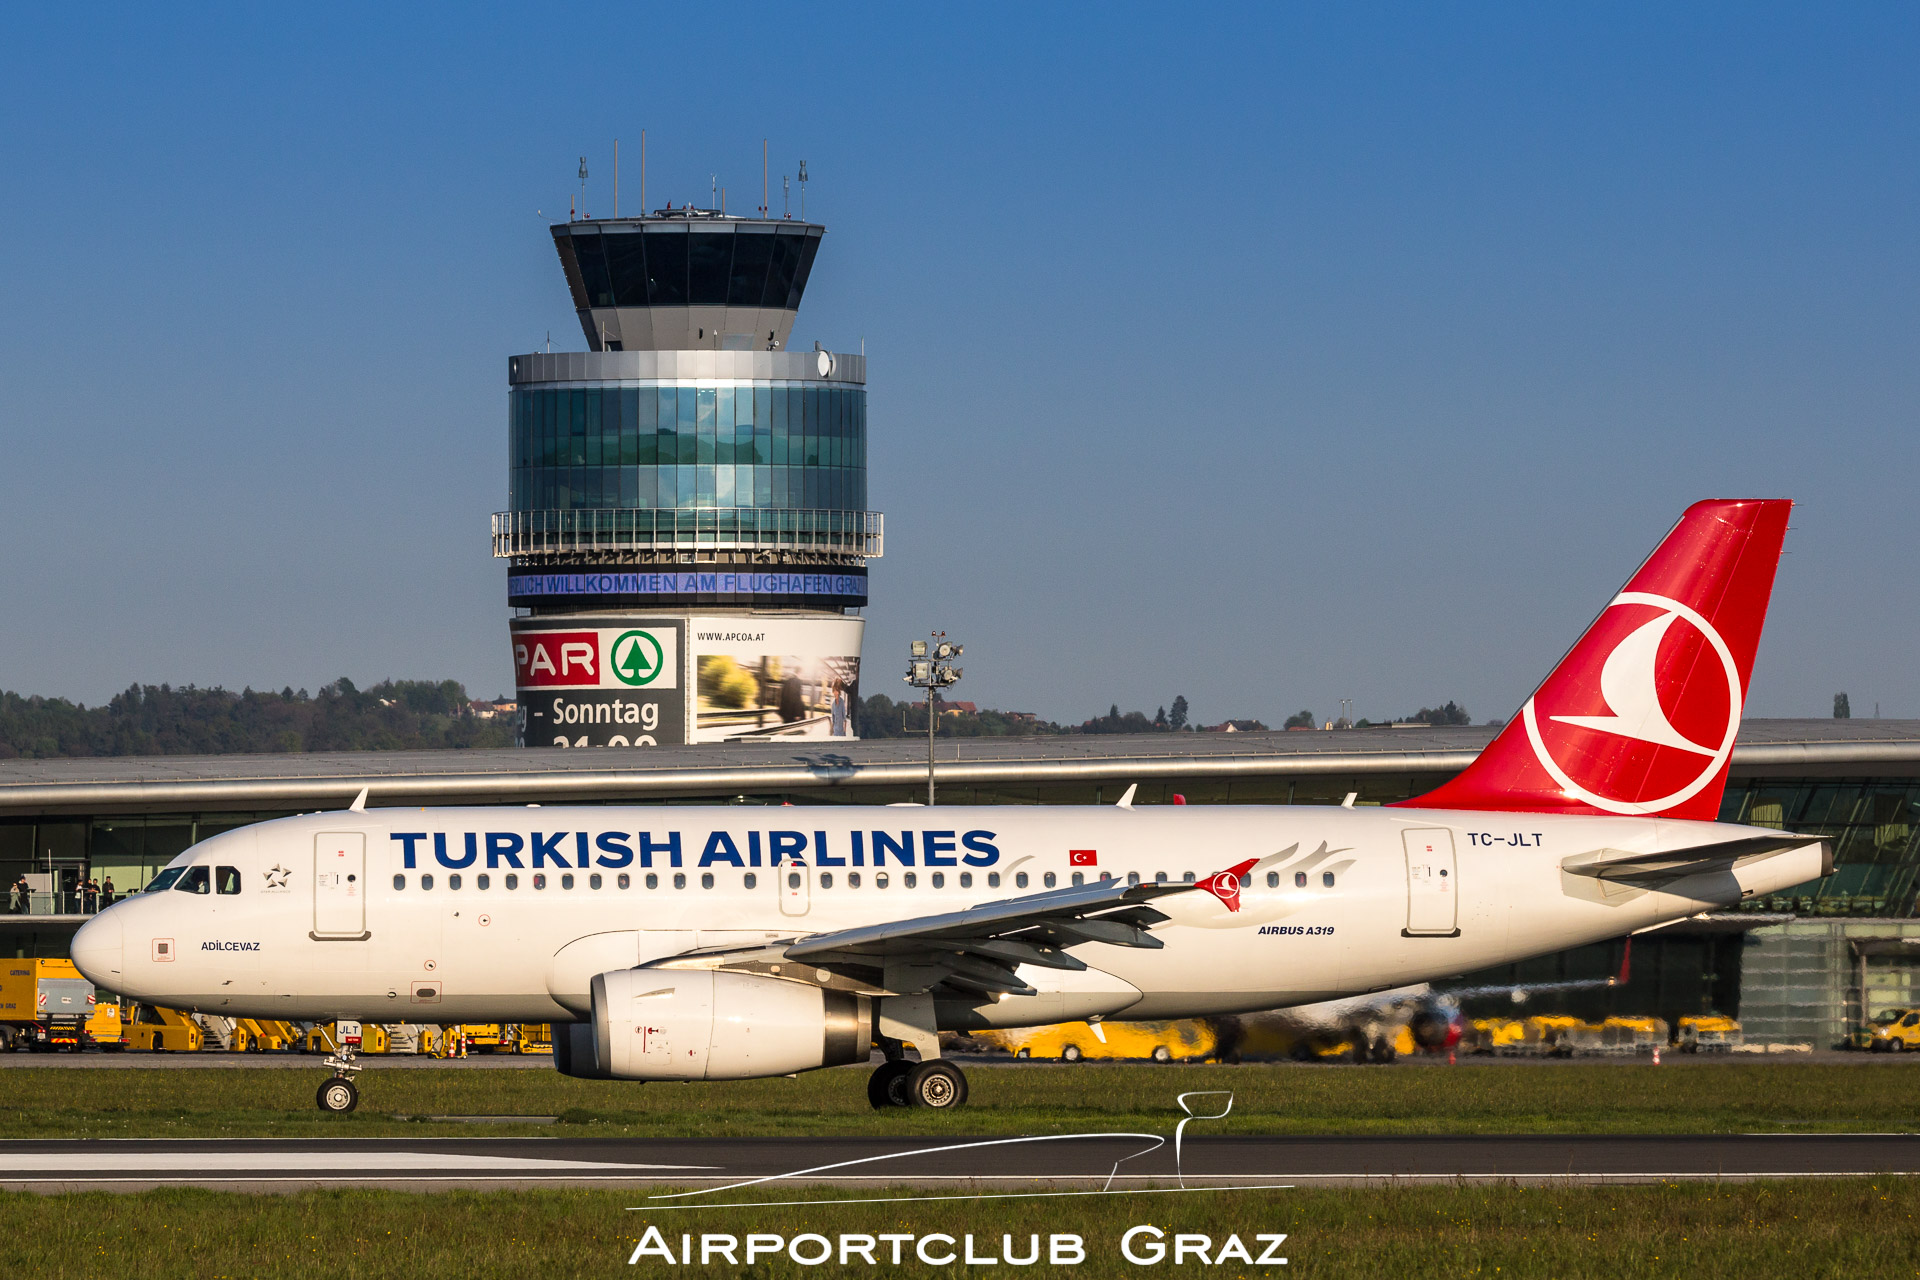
[510,618,686,748]
[690,615,864,743]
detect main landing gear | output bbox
[868,1057,969,1110]
[316,1042,361,1113]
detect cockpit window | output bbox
[215,866,241,895]
[174,866,210,894]
[146,868,186,893]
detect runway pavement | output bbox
[3,1133,1916,1192]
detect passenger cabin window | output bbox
[846,872,859,889]
[742,872,755,890]
[930,872,944,889]
[701,873,714,890]
[533,874,547,890]
[1182,871,1196,883]
[449,874,463,890]
[673,873,686,890]
[1266,872,1280,888]
[393,874,406,890]
[477,874,490,890]
[787,871,802,889]
[1044,872,1057,888]
[1071,873,1084,887]
[1295,872,1307,888]
[1126,872,1140,886]
[505,874,519,890]
[875,873,890,889]
[1322,871,1336,888]
[589,873,602,889]
[616,873,629,889]
[1014,872,1028,889]
[988,872,1001,888]
[174,867,210,895]
[820,873,833,889]
[561,873,574,890]
[421,874,434,890]
[645,873,659,890]
[1156,872,1168,884]
[904,872,918,889]
[959,872,972,888]
[215,866,241,895]
[146,868,186,893]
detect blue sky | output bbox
[2,5,1916,726]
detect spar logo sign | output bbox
[513,625,680,691]
[1521,591,1741,816]
[610,630,665,687]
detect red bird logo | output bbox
[1200,859,1259,912]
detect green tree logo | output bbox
[610,631,666,687]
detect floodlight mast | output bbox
[904,632,962,805]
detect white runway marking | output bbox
[2,1152,707,1173]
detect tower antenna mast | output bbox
[798,160,808,219]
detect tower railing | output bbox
[491,508,883,559]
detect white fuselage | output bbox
[70,804,1821,1029]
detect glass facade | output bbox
[1721,779,1920,916]
[508,383,867,515]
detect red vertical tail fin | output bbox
[1401,499,1792,820]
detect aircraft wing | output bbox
[650,868,1250,999]
[1559,835,1826,886]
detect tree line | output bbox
[0,680,514,759]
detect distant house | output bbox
[938,701,979,717]
[469,700,517,719]
[1005,711,1037,723]
[1202,719,1268,733]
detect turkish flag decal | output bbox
[1069,850,1098,866]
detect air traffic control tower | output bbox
[494,207,878,748]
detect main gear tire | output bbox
[906,1060,969,1110]
[867,1060,913,1109]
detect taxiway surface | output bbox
[3,1134,1916,1192]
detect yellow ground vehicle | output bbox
[460,1023,509,1051]
[0,959,101,1052]
[977,1019,1219,1063]
[85,999,126,1049]
[1677,1014,1742,1052]
[1867,1007,1920,1052]
[510,1023,553,1054]
[127,1006,205,1052]
[231,1019,301,1052]
[1466,1017,1529,1055]
[1594,1016,1669,1055]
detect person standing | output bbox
[100,876,117,907]
[8,876,26,915]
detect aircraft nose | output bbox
[70,911,125,987]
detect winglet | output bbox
[1115,784,1137,810]
[348,787,369,813]
[1198,858,1259,912]
[1610,938,1632,987]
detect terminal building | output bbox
[497,207,876,748]
[4,719,1919,1048]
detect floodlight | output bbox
[910,640,928,658]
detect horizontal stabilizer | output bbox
[1560,835,1828,886]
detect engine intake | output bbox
[557,969,871,1081]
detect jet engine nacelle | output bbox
[557,968,872,1081]
[1407,1004,1464,1052]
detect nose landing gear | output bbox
[316,1040,362,1113]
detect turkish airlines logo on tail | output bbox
[1521,591,1743,815]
